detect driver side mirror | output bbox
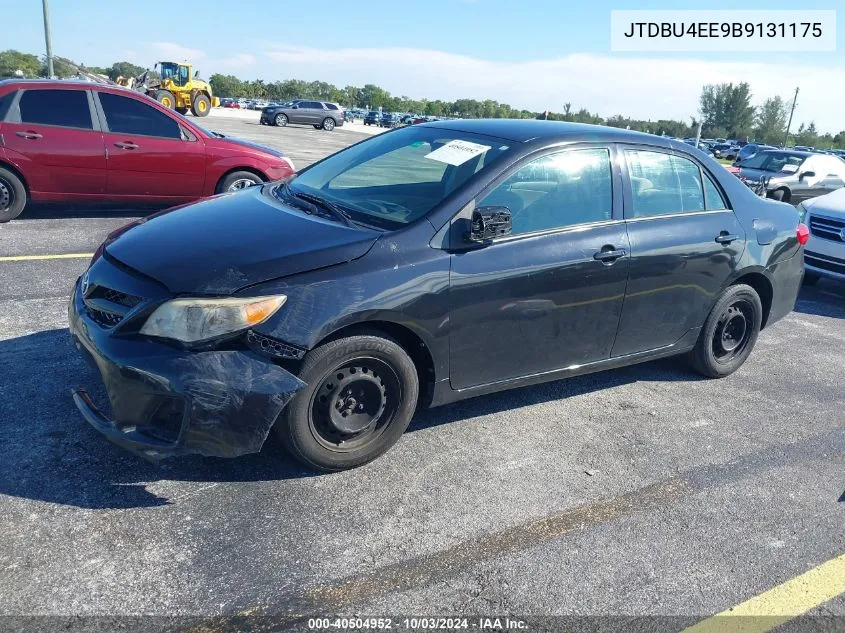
[468,206,512,243]
[799,170,816,180]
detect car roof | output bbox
[758,149,812,157]
[418,118,686,147]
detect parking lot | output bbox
[1,110,845,630]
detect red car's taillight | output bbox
[796,223,809,245]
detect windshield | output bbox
[739,152,805,173]
[276,126,513,229]
[159,62,178,79]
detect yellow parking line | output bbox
[0,253,93,262]
[682,553,845,633]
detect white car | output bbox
[798,187,845,284]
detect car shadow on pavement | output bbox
[1,328,703,510]
[15,202,167,221]
[794,282,845,319]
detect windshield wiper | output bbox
[291,190,353,227]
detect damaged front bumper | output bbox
[67,263,306,460]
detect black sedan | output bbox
[69,120,807,471]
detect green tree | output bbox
[754,96,788,145]
[108,61,146,81]
[0,49,41,78]
[794,122,819,147]
[700,82,754,139]
[209,73,243,98]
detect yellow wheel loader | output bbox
[135,61,220,117]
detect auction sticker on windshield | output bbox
[425,140,491,166]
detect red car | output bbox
[0,80,295,222]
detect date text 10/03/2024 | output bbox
[307,617,529,630]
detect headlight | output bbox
[140,295,287,344]
[796,202,808,223]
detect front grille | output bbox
[808,214,845,243]
[83,284,144,329]
[86,307,123,328]
[96,287,142,307]
[805,251,845,276]
[246,330,306,360]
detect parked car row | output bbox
[0,80,295,221]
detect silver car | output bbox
[798,187,845,284]
[735,150,845,204]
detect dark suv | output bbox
[363,111,381,126]
[260,100,344,130]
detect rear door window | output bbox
[625,149,705,218]
[19,89,93,129]
[98,92,181,139]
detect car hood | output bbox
[211,136,288,158]
[106,186,381,295]
[803,186,845,216]
[737,167,795,183]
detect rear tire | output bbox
[275,334,419,472]
[216,170,264,193]
[322,117,335,131]
[803,272,820,286]
[192,94,211,117]
[0,167,26,222]
[688,284,762,378]
[154,89,176,109]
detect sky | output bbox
[4,0,844,133]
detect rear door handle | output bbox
[593,247,627,263]
[16,131,42,140]
[715,232,739,244]
[114,141,139,150]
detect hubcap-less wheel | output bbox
[323,118,334,131]
[227,178,256,191]
[712,300,752,363]
[309,357,400,452]
[0,178,12,211]
[275,114,287,126]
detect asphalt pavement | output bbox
[1,110,844,632]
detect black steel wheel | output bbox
[0,167,26,222]
[275,333,419,471]
[688,284,762,378]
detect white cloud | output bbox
[217,53,256,69]
[149,42,206,62]
[264,46,845,133]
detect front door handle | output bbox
[594,247,627,263]
[715,232,739,244]
[16,131,42,140]
[114,141,139,150]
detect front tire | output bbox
[274,113,288,127]
[154,89,176,109]
[769,188,788,202]
[216,170,264,193]
[0,167,26,222]
[688,284,762,378]
[275,334,419,472]
[192,94,211,117]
